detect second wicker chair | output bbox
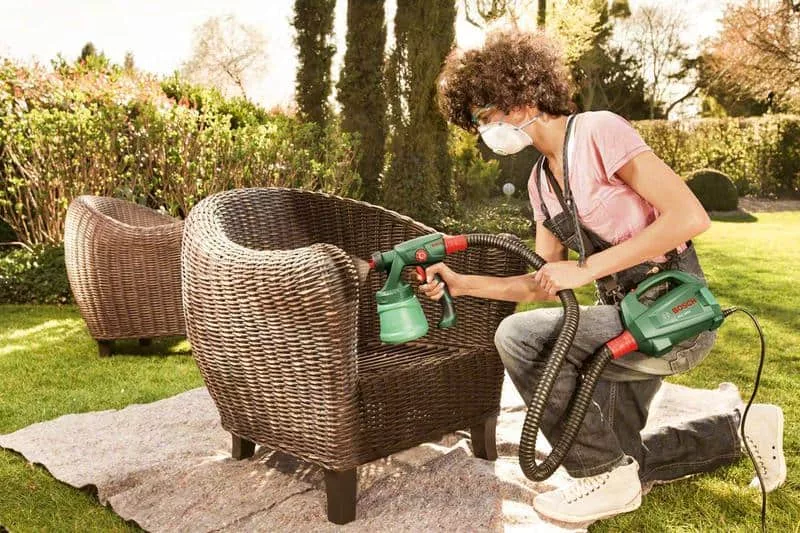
[181,187,527,524]
[64,196,185,356]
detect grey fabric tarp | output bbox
[0,375,743,532]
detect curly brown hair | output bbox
[437,29,573,132]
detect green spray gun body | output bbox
[369,233,467,344]
[607,270,725,358]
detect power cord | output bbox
[723,307,767,533]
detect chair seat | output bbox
[355,341,503,463]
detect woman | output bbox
[422,29,786,523]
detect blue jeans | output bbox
[494,305,743,481]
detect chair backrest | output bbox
[79,196,178,228]
[188,187,528,351]
[205,187,434,347]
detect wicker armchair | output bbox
[64,196,185,356]
[181,187,527,524]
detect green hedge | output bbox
[635,115,800,197]
[440,198,534,239]
[0,60,361,246]
[0,245,71,304]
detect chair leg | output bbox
[324,468,357,525]
[471,414,498,461]
[97,340,113,357]
[231,434,256,460]
[138,338,152,347]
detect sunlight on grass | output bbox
[0,318,85,356]
[0,305,201,532]
[592,211,800,532]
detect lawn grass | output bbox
[0,306,201,532]
[1,212,798,532]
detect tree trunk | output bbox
[538,0,547,27]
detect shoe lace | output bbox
[565,472,611,504]
[745,435,769,477]
[745,434,778,476]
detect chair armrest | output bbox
[181,213,362,463]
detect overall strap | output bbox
[542,160,574,218]
[539,114,588,264]
[561,114,587,264]
[533,114,577,224]
[533,156,551,220]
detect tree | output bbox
[702,0,800,113]
[384,0,456,224]
[461,0,542,28]
[293,0,336,125]
[337,0,387,203]
[80,42,97,61]
[123,51,135,72]
[461,0,596,65]
[618,2,693,118]
[182,14,268,100]
[545,0,602,66]
[77,42,111,71]
[575,45,657,119]
[571,0,656,119]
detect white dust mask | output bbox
[478,113,542,156]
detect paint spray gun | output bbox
[368,233,467,343]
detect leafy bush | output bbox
[0,245,71,304]
[439,198,535,238]
[160,75,273,128]
[449,126,501,203]
[635,115,800,197]
[0,59,361,245]
[686,168,739,211]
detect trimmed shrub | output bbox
[0,245,71,304]
[634,115,800,197]
[686,169,739,211]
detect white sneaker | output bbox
[533,458,642,523]
[741,404,786,492]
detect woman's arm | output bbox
[419,221,565,303]
[533,150,711,295]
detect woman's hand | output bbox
[533,260,595,296]
[416,262,465,300]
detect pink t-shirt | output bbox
[527,110,685,263]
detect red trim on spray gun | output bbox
[606,331,638,359]
[444,235,468,254]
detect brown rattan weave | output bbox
[64,196,185,354]
[180,187,527,523]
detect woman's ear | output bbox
[510,105,540,123]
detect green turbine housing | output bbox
[619,270,725,356]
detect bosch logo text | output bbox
[672,298,697,314]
